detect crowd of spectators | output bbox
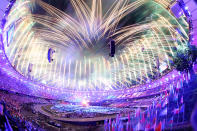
[58,112,111,119]
[0,74,197,131]
[44,106,116,119]
[0,89,50,130]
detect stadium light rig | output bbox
[109,40,115,57]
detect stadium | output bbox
[0,0,197,130]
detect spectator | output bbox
[0,102,13,131]
[191,103,197,131]
[0,102,7,130]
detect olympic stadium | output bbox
[0,0,197,130]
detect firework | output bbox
[2,0,189,91]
